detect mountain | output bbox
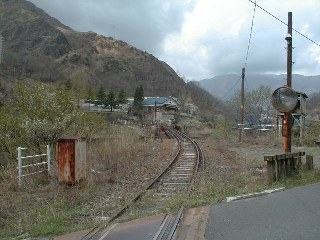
[0,0,223,114]
[199,74,320,99]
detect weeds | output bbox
[165,127,320,214]
[0,124,174,239]
[266,169,320,190]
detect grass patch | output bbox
[26,205,71,237]
[266,169,320,190]
[0,193,94,239]
[164,169,320,214]
[0,124,175,239]
[164,127,320,213]
[165,174,248,212]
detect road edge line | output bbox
[226,187,285,202]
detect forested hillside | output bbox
[0,0,222,115]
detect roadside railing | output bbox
[17,145,51,186]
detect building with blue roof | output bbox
[142,97,178,110]
[127,96,179,123]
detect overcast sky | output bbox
[30,0,320,80]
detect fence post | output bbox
[47,145,51,172]
[17,147,22,187]
[306,155,314,170]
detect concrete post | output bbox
[17,147,22,187]
[47,144,51,172]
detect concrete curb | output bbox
[98,223,118,240]
[226,187,285,202]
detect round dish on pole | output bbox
[272,86,298,113]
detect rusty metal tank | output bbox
[56,138,86,185]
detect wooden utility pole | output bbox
[283,12,293,152]
[300,114,305,144]
[154,101,157,123]
[239,67,245,142]
[0,34,3,64]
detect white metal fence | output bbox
[17,145,51,186]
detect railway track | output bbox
[85,127,204,240]
[155,128,204,198]
[150,128,204,240]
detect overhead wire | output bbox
[248,0,320,47]
[239,0,320,127]
[221,76,242,100]
[222,0,257,105]
[236,0,257,126]
[244,0,257,69]
[207,75,241,113]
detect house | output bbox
[128,96,179,123]
[142,97,179,113]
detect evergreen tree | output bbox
[133,85,144,118]
[106,90,116,112]
[117,89,127,104]
[133,85,144,107]
[96,86,106,105]
[138,85,144,101]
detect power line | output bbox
[207,76,241,113]
[240,0,257,133]
[248,0,320,47]
[221,76,242,100]
[244,0,257,68]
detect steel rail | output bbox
[152,129,204,240]
[106,129,182,223]
[84,128,182,239]
[85,127,204,240]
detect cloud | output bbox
[29,0,191,54]
[161,0,320,79]
[30,0,320,79]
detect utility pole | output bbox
[239,67,245,142]
[283,12,293,152]
[154,101,157,123]
[0,34,3,64]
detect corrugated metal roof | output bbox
[127,96,178,107]
[143,97,171,106]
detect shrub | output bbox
[0,81,105,164]
[303,121,320,146]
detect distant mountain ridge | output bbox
[199,74,320,99]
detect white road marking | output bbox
[98,223,118,240]
[226,187,285,202]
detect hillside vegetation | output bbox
[0,0,223,115]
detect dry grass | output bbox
[0,124,174,239]
[165,131,268,211]
[166,126,320,211]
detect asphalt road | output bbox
[205,183,320,240]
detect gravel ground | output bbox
[230,142,320,170]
